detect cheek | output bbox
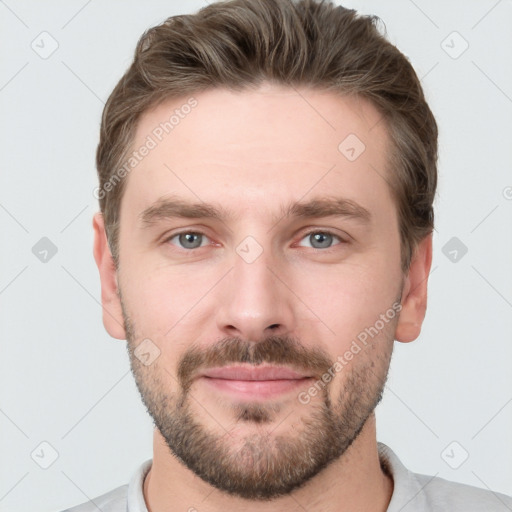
[120,259,221,341]
[292,261,397,335]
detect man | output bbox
[62,0,512,510]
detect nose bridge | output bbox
[234,242,276,308]
[215,234,295,340]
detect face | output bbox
[96,84,421,500]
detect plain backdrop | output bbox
[1,1,511,511]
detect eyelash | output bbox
[163,229,347,252]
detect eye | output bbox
[163,230,346,251]
[297,230,344,250]
[166,231,210,250]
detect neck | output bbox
[143,414,393,512]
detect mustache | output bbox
[178,335,334,393]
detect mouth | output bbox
[197,365,314,400]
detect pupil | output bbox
[181,233,200,248]
[313,233,331,248]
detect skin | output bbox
[93,83,432,512]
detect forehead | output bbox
[122,84,394,223]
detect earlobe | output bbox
[395,233,433,343]
[92,212,126,340]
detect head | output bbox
[93,0,436,501]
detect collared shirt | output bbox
[60,443,512,511]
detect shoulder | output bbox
[58,484,128,512]
[415,472,512,511]
[58,458,152,512]
[378,443,512,512]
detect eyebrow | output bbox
[139,195,372,227]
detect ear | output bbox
[92,212,126,340]
[395,233,433,343]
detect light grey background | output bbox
[1,1,511,511]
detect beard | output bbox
[122,302,396,501]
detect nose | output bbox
[215,243,296,342]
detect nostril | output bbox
[268,324,280,330]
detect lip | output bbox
[199,365,311,381]
[197,365,313,400]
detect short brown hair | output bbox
[96,0,438,273]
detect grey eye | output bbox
[309,232,334,249]
[175,232,205,249]
[298,231,342,249]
